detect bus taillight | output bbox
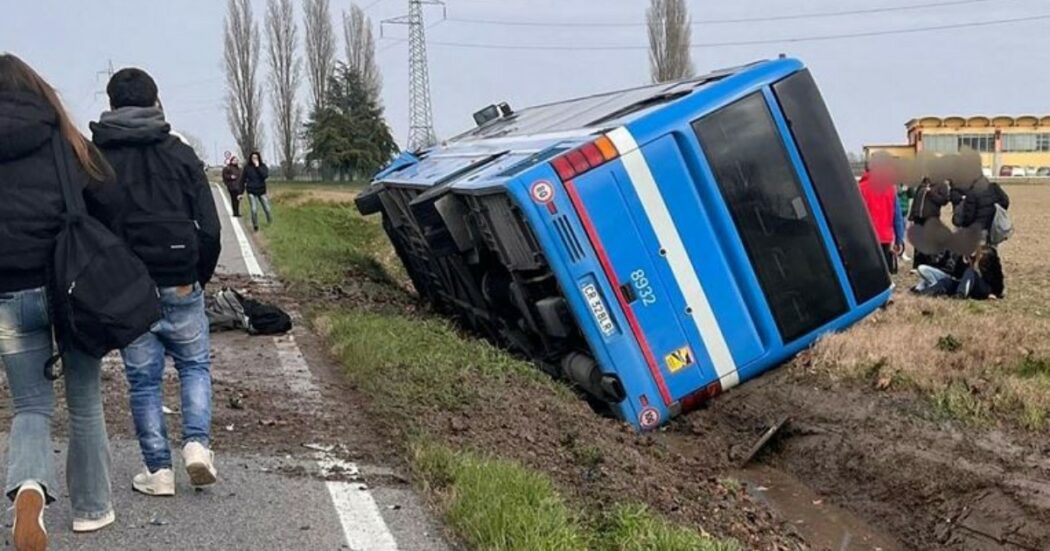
[550,136,620,181]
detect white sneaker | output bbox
[132,468,175,496]
[183,442,218,487]
[73,510,115,533]
[12,481,47,551]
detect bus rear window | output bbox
[773,70,891,305]
[693,93,848,342]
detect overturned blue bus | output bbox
[356,58,892,430]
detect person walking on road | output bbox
[222,155,244,217]
[0,53,117,549]
[241,151,272,232]
[90,68,222,497]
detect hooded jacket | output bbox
[909,180,950,223]
[952,177,1010,231]
[0,92,115,293]
[91,107,221,287]
[859,171,905,246]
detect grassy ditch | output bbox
[260,194,741,550]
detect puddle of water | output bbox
[734,465,902,551]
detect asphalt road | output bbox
[0,187,450,550]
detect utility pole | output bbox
[382,0,445,152]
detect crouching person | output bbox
[90,68,222,495]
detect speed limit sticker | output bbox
[639,407,661,430]
[530,180,555,204]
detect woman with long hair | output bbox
[0,53,117,549]
[241,151,272,232]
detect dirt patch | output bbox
[673,369,1050,550]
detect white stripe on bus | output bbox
[606,127,740,389]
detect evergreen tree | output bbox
[304,62,397,181]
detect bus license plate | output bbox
[582,284,616,336]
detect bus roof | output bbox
[449,59,769,144]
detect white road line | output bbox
[216,185,399,549]
[272,334,400,550]
[607,127,740,389]
[213,184,265,279]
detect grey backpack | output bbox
[206,288,249,332]
[989,204,1013,246]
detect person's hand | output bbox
[893,242,904,256]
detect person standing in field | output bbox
[859,165,906,274]
[0,53,117,549]
[90,68,222,497]
[908,177,951,270]
[241,151,272,232]
[222,155,244,217]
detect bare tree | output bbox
[224,0,264,157]
[266,0,302,180]
[303,0,336,112]
[343,4,381,99]
[647,0,695,83]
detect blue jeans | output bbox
[0,287,112,520]
[121,284,212,472]
[248,193,273,229]
[915,265,952,293]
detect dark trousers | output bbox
[881,244,899,275]
[228,189,242,217]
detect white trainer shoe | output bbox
[132,468,175,496]
[12,481,47,551]
[183,442,218,487]
[73,510,115,533]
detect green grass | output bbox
[413,443,739,551]
[930,381,988,424]
[594,505,741,551]
[1018,356,1050,379]
[413,443,587,551]
[260,198,390,287]
[320,311,551,420]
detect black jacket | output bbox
[90,108,221,287]
[953,178,1010,231]
[241,162,269,195]
[222,164,243,194]
[0,92,115,293]
[973,247,1005,299]
[909,181,949,222]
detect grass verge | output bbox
[413,443,739,551]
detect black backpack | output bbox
[50,136,162,361]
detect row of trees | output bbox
[223,0,397,181]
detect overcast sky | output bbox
[4,0,1048,164]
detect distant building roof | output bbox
[906,116,1050,130]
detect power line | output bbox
[361,0,389,12]
[422,13,1050,51]
[445,0,1005,27]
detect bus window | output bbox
[773,70,890,305]
[693,93,848,342]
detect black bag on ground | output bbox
[241,296,292,335]
[206,288,290,335]
[50,136,161,359]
